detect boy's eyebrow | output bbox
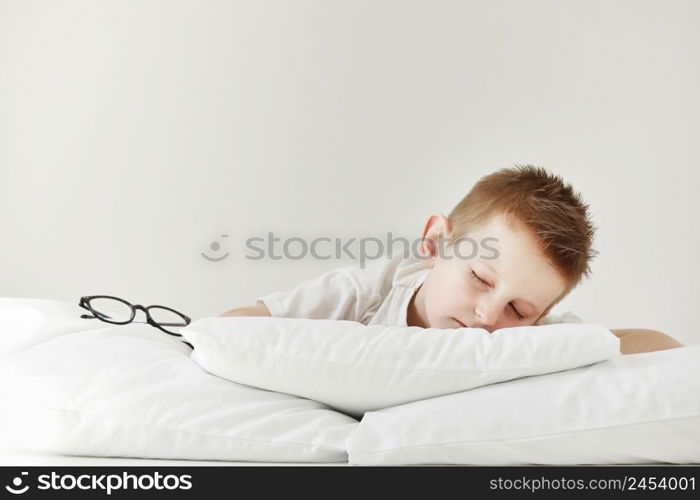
[480,260,539,314]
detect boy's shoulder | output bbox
[258,254,426,324]
[340,253,428,298]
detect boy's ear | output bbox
[418,213,452,267]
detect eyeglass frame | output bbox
[79,295,193,349]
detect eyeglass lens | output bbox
[87,297,133,323]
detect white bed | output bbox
[1,298,698,466]
[0,448,344,466]
[0,448,682,468]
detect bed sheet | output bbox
[1,448,685,467]
[0,447,348,467]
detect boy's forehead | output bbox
[460,214,542,257]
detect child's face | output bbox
[408,213,568,332]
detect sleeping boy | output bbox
[221,165,683,355]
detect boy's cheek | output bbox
[429,290,469,322]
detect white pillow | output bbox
[181,316,621,418]
[0,298,103,359]
[347,345,700,465]
[0,300,358,463]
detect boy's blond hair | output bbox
[447,164,599,305]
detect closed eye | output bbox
[470,269,526,320]
[470,270,490,287]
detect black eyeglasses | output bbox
[79,295,193,349]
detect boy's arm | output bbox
[219,300,271,318]
[610,328,684,355]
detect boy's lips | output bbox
[453,318,469,328]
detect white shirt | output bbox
[258,254,583,327]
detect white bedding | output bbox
[0,448,346,466]
[1,298,698,466]
[347,344,700,465]
[182,316,621,417]
[0,327,356,463]
[0,448,679,467]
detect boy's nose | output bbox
[474,304,500,331]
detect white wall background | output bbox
[1,0,698,345]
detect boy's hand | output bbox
[610,328,684,355]
[219,301,271,318]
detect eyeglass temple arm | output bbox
[80,312,113,320]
